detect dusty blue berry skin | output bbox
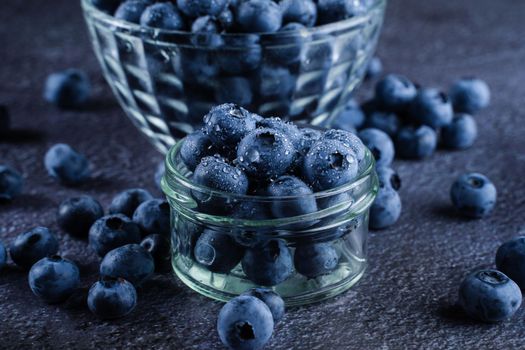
[215,76,253,106]
[316,0,364,24]
[203,104,257,150]
[410,88,453,129]
[281,0,317,27]
[217,295,274,350]
[108,188,153,218]
[241,288,285,322]
[29,256,80,304]
[115,0,152,23]
[450,173,497,218]
[180,130,214,171]
[88,277,137,319]
[267,176,317,218]
[376,166,401,191]
[369,187,401,229]
[89,214,142,257]
[0,241,7,270]
[43,69,91,109]
[100,244,155,286]
[358,128,394,167]
[92,0,122,13]
[140,2,185,30]
[44,143,90,185]
[0,165,23,201]
[177,0,228,17]
[57,195,104,238]
[297,128,322,157]
[363,111,400,137]
[242,239,293,286]
[374,74,417,112]
[132,199,171,237]
[256,117,302,149]
[331,99,365,131]
[237,128,296,180]
[441,113,478,150]
[194,230,244,273]
[237,0,283,33]
[395,125,437,160]
[294,242,339,278]
[449,78,490,114]
[257,65,296,100]
[10,227,59,269]
[496,237,525,290]
[365,56,382,80]
[218,35,262,74]
[322,129,366,167]
[459,269,521,323]
[191,16,223,48]
[141,234,171,272]
[193,155,249,194]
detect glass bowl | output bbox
[82,0,387,153]
[161,139,378,306]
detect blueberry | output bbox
[495,236,525,290]
[10,227,59,269]
[88,277,137,319]
[177,0,228,17]
[203,103,257,150]
[363,111,400,137]
[369,187,401,229]
[281,0,317,27]
[410,88,453,129]
[132,199,171,237]
[297,127,322,155]
[257,65,296,100]
[179,130,215,171]
[43,69,91,109]
[217,295,274,350]
[395,125,437,160]
[264,22,306,66]
[100,244,155,286]
[236,0,283,33]
[28,256,80,303]
[57,195,104,238]
[330,99,365,131]
[303,138,359,191]
[217,8,234,30]
[374,74,417,112]
[449,78,490,114]
[267,176,317,218]
[459,269,521,322]
[108,188,154,218]
[241,288,285,322]
[365,56,382,80]
[194,229,244,273]
[218,35,262,74]
[358,128,394,167]
[44,143,90,185]
[376,166,401,191]
[316,0,364,25]
[0,105,10,134]
[89,214,142,257]
[450,172,497,218]
[215,76,253,107]
[256,117,302,149]
[237,128,296,180]
[140,2,185,30]
[441,113,477,150]
[0,165,23,201]
[141,234,171,272]
[92,0,122,13]
[0,241,7,270]
[115,0,153,23]
[242,239,293,286]
[177,50,219,87]
[294,242,339,278]
[191,16,223,48]
[322,129,366,167]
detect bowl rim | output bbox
[81,0,387,39]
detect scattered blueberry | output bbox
[177,0,228,18]
[441,113,477,150]
[140,2,185,30]
[88,277,137,319]
[369,187,402,229]
[217,8,234,30]
[194,230,244,273]
[242,239,293,286]
[450,172,497,218]
[294,242,339,278]
[191,16,223,48]
[108,188,154,218]
[215,76,254,106]
[376,166,401,191]
[0,105,10,134]
[217,295,274,350]
[141,234,171,272]
[57,195,104,238]
[0,241,6,270]
[449,78,490,114]
[132,199,171,236]
[365,56,382,80]
[10,227,59,269]
[395,125,437,159]
[44,143,90,185]
[236,0,283,33]
[100,244,155,286]
[358,128,394,167]
[89,214,142,257]
[43,69,91,109]
[115,0,152,23]
[374,74,417,112]
[410,88,453,129]
[330,99,365,131]
[267,176,317,218]
[203,104,257,150]
[281,0,317,27]
[241,288,285,322]
[459,269,521,322]
[496,237,525,290]
[317,0,364,24]
[297,127,322,156]
[28,256,80,303]
[0,165,23,201]
[363,110,400,137]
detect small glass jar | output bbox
[162,141,378,306]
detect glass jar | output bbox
[162,141,378,306]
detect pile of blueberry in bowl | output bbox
[82,0,387,152]
[161,103,378,306]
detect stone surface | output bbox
[1,0,525,349]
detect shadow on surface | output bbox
[0,129,46,144]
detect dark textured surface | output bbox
[1,0,525,349]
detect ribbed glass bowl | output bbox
[82,0,387,153]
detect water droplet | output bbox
[247,149,260,163]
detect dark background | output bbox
[1,0,525,348]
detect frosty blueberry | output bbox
[369,187,401,229]
[177,0,228,18]
[242,239,293,286]
[241,288,285,322]
[89,214,142,257]
[140,2,185,30]
[363,111,400,137]
[100,244,155,286]
[330,99,365,131]
[203,103,257,150]
[44,143,90,185]
[374,74,417,112]
[267,175,317,218]
[441,113,478,150]
[57,195,104,238]
[450,172,497,218]
[410,88,453,129]
[0,165,23,201]
[358,128,394,167]
[376,166,401,191]
[449,78,490,114]
[294,242,339,278]
[236,0,283,33]
[29,256,80,304]
[281,0,317,27]
[10,227,59,269]
[115,0,152,23]
[194,229,244,273]
[88,277,137,319]
[43,69,91,109]
[132,199,171,237]
[108,188,154,218]
[395,125,437,160]
[496,236,525,290]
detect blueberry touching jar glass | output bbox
[162,131,378,306]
